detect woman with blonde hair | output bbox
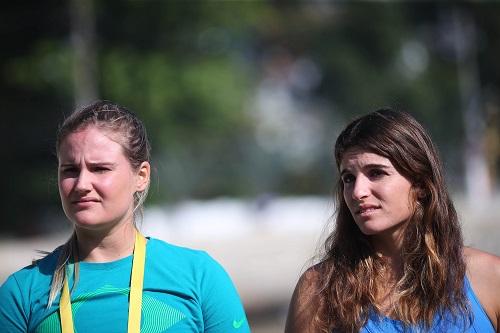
[286,108,500,332]
[0,100,250,333]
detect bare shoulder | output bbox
[297,264,323,291]
[285,264,324,333]
[463,247,500,276]
[463,247,500,331]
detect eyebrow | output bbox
[340,163,391,176]
[59,162,117,168]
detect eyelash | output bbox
[369,169,385,178]
[342,169,387,184]
[61,167,77,174]
[94,167,110,173]
[60,167,111,174]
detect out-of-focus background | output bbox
[1,2,500,332]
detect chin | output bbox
[357,220,407,237]
[70,215,108,230]
[359,228,380,236]
[356,222,387,235]
[73,220,107,230]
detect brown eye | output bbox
[368,169,386,179]
[342,174,355,184]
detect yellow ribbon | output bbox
[59,231,147,333]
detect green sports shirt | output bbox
[0,238,250,333]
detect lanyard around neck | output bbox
[59,231,147,333]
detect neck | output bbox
[370,231,405,315]
[369,224,407,276]
[75,222,136,263]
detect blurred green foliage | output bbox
[1,1,500,234]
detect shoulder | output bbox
[464,247,500,281]
[285,264,324,333]
[146,237,224,274]
[0,247,61,328]
[147,238,240,306]
[2,246,60,288]
[289,264,323,313]
[294,264,323,296]
[463,247,500,330]
[146,237,214,262]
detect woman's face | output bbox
[58,125,149,231]
[340,149,414,237]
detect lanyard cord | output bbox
[128,231,146,332]
[59,231,147,333]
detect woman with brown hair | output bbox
[285,109,500,332]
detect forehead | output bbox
[58,126,125,160]
[340,149,393,170]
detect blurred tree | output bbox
[448,6,491,207]
[0,1,71,235]
[2,1,500,235]
[70,0,98,106]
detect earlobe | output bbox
[136,161,150,191]
[417,187,427,200]
[413,182,427,200]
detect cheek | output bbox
[97,177,115,191]
[342,198,357,218]
[403,192,415,216]
[99,174,135,199]
[343,187,353,208]
[58,178,73,197]
[391,185,413,214]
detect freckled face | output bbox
[58,126,143,231]
[340,150,414,237]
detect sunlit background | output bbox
[1,2,500,332]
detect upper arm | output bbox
[464,247,500,332]
[0,275,29,333]
[285,267,321,333]
[199,253,250,333]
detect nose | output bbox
[351,175,370,201]
[74,169,92,194]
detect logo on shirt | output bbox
[232,317,246,329]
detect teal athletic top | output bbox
[361,277,494,333]
[0,237,250,333]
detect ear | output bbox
[413,182,427,200]
[135,161,150,192]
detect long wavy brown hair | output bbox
[312,109,469,332]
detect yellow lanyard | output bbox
[59,231,147,333]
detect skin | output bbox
[285,149,500,332]
[340,150,413,260]
[58,125,150,263]
[285,267,321,333]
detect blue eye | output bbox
[94,167,110,173]
[60,167,78,176]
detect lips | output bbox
[71,197,100,204]
[356,204,380,215]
